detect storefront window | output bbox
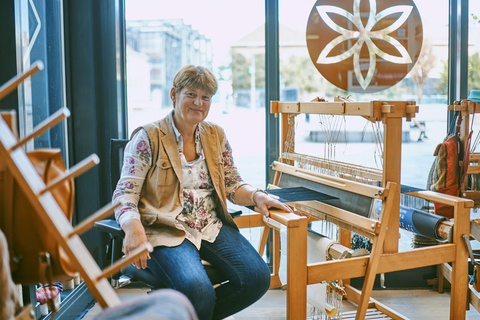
[279,0,449,191]
[279,0,450,251]
[125,0,266,188]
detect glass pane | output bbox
[468,1,480,208]
[14,0,68,156]
[13,0,70,312]
[125,0,265,188]
[279,0,449,188]
[280,0,449,251]
[470,1,480,95]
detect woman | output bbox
[113,65,292,320]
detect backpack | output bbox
[429,134,461,218]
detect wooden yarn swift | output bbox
[0,62,152,312]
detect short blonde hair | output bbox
[173,65,218,96]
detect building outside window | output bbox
[125,0,266,189]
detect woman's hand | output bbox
[253,190,293,217]
[122,219,151,269]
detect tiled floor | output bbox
[82,285,480,320]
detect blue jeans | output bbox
[147,224,271,320]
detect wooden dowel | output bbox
[257,226,270,256]
[38,154,100,196]
[69,202,120,237]
[328,242,356,260]
[98,242,153,281]
[437,220,454,240]
[0,111,18,137]
[261,215,282,230]
[0,60,44,101]
[9,107,70,151]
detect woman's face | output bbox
[171,87,212,128]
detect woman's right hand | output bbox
[122,219,151,269]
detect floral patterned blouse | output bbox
[113,112,246,249]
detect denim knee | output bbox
[250,261,271,298]
[180,279,216,320]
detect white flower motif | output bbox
[316,0,413,90]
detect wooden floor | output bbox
[81,226,480,319]
[82,286,480,320]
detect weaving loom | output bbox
[255,98,473,320]
[434,98,480,314]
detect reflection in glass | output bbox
[14,0,68,156]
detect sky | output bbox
[125,0,480,67]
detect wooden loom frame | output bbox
[447,99,480,206]
[250,99,474,319]
[434,99,480,315]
